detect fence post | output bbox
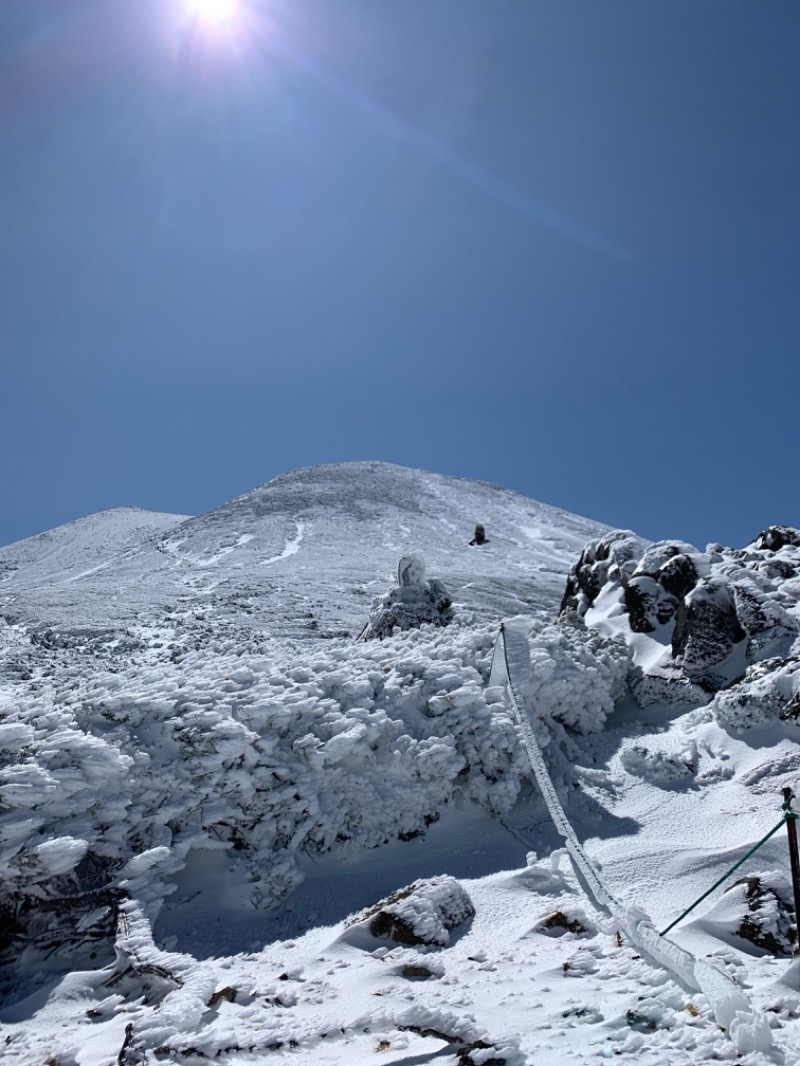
[782,786,800,957]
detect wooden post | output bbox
[782,786,800,957]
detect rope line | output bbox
[660,818,786,936]
[495,624,622,909]
[491,621,773,1051]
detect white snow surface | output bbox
[0,462,799,1065]
[0,462,605,639]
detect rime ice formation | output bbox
[358,553,454,640]
[1,466,799,1066]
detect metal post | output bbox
[782,786,800,957]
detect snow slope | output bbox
[1,463,799,1066]
[0,462,608,642]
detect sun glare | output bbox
[186,0,239,28]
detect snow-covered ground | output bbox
[1,463,799,1065]
[0,462,605,643]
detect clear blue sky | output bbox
[2,0,798,551]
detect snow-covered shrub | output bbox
[620,740,697,785]
[422,651,529,813]
[0,700,139,970]
[528,622,630,734]
[0,707,134,894]
[0,618,531,966]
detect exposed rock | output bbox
[355,876,475,947]
[535,909,590,936]
[731,581,798,664]
[621,740,697,785]
[752,526,800,552]
[468,523,488,546]
[561,524,800,716]
[400,964,438,979]
[671,580,746,675]
[783,688,800,721]
[729,874,797,956]
[624,576,678,633]
[559,531,645,616]
[657,553,699,601]
[748,625,797,665]
[711,656,800,729]
[629,666,713,708]
[634,541,696,577]
[697,870,797,957]
[730,582,773,636]
[358,554,453,640]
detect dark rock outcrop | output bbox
[731,582,797,664]
[752,526,800,552]
[559,531,644,616]
[559,526,800,710]
[657,553,699,601]
[728,874,797,956]
[624,576,679,633]
[671,580,746,674]
[712,656,800,728]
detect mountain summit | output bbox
[0,462,610,643]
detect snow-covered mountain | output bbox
[1,463,799,1066]
[0,462,608,645]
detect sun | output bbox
[185,0,239,27]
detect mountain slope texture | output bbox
[0,462,798,1065]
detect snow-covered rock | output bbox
[358,553,454,640]
[697,871,798,957]
[563,524,800,715]
[354,875,475,947]
[710,655,800,729]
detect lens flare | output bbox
[186,0,239,27]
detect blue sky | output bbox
[2,0,798,551]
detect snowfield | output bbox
[1,462,799,1065]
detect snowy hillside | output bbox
[1,463,799,1065]
[0,462,607,650]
